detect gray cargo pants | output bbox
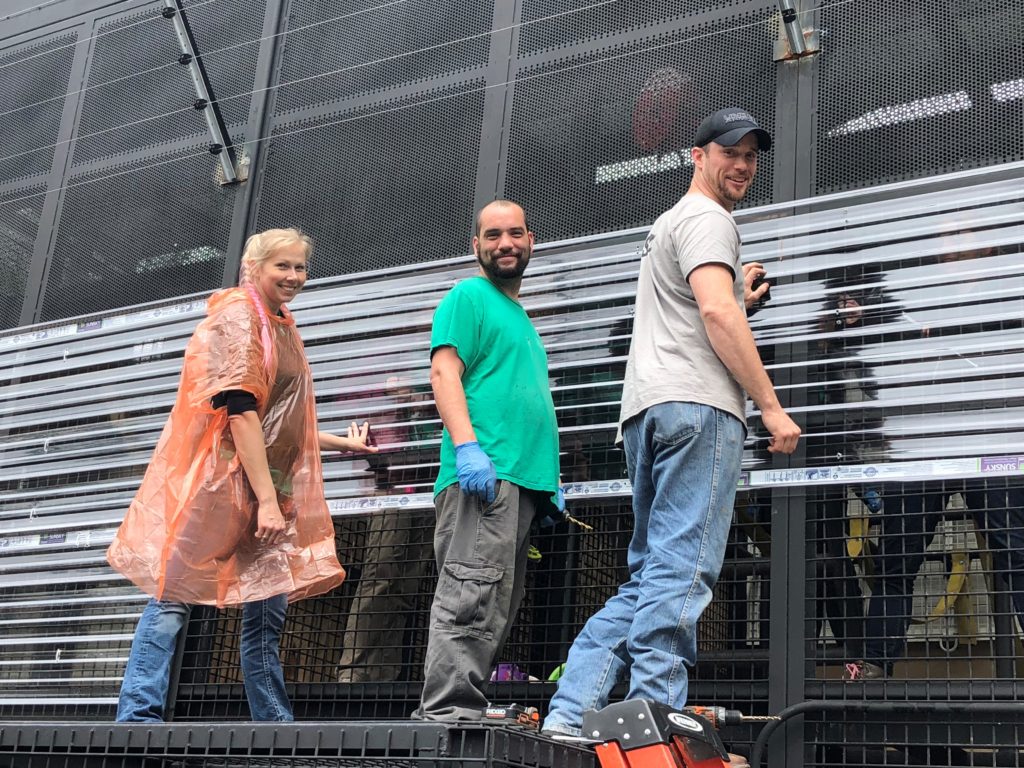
[413,480,539,720]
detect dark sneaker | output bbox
[843,660,885,681]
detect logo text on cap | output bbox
[723,111,753,123]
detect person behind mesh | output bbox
[844,226,1024,681]
[808,265,894,662]
[107,228,377,722]
[844,480,1024,681]
[335,375,437,684]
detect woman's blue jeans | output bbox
[116,595,293,722]
[544,402,746,736]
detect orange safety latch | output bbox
[583,700,737,768]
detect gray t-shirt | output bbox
[619,193,747,433]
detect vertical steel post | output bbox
[776,0,807,57]
[161,0,238,183]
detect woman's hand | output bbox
[256,499,287,546]
[318,423,379,454]
[345,421,377,453]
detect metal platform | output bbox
[0,721,595,767]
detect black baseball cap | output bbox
[693,107,772,151]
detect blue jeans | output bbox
[544,402,745,735]
[116,595,293,722]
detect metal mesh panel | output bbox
[72,0,264,165]
[806,713,1024,767]
[187,0,266,125]
[814,0,1024,194]
[173,500,769,724]
[810,480,1024,684]
[0,34,76,183]
[273,0,493,114]
[41,146,235,321]
[504,6,777,243]
[518,0,746,55]
[782,172,1024,760]
[254,83,484,277]
[0,188,44,330]
[175,514,437,720]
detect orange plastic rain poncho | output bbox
[107,287,345,606]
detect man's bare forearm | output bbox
[430,366,476,445]
[702,303,783,415]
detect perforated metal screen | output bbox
[273,0,493,114]
[255,83,485,277]
[0,34,76,184]
[518,0,746,55]
[41,146,236,321]
[0,188,44,330]
[814,0,1024,193]
[72,0,263,166]
[504,4,776,243]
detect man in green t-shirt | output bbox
[413,200,561,721]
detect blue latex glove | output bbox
[553,487,565,513]
[455,441,497,503]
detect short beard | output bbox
[476,246,530,281]
[720,183,746,203]
[710,167,750,203]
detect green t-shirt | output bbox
[431,276,560,497]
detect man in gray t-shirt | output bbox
[620,193,748,427]
[545,108,800,744]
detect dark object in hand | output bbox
[751,273,771,307]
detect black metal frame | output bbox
[0,721,595,766]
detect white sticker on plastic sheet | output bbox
[0,324,77,349]
[0,534,43,551]
[0,529,119,553]
[0,299,207,351]
[320,456,1022,518]
[328,493,435,517]
[119,300,206,326]
[741,456,1022,488]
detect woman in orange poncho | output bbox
[107,228,375,722]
